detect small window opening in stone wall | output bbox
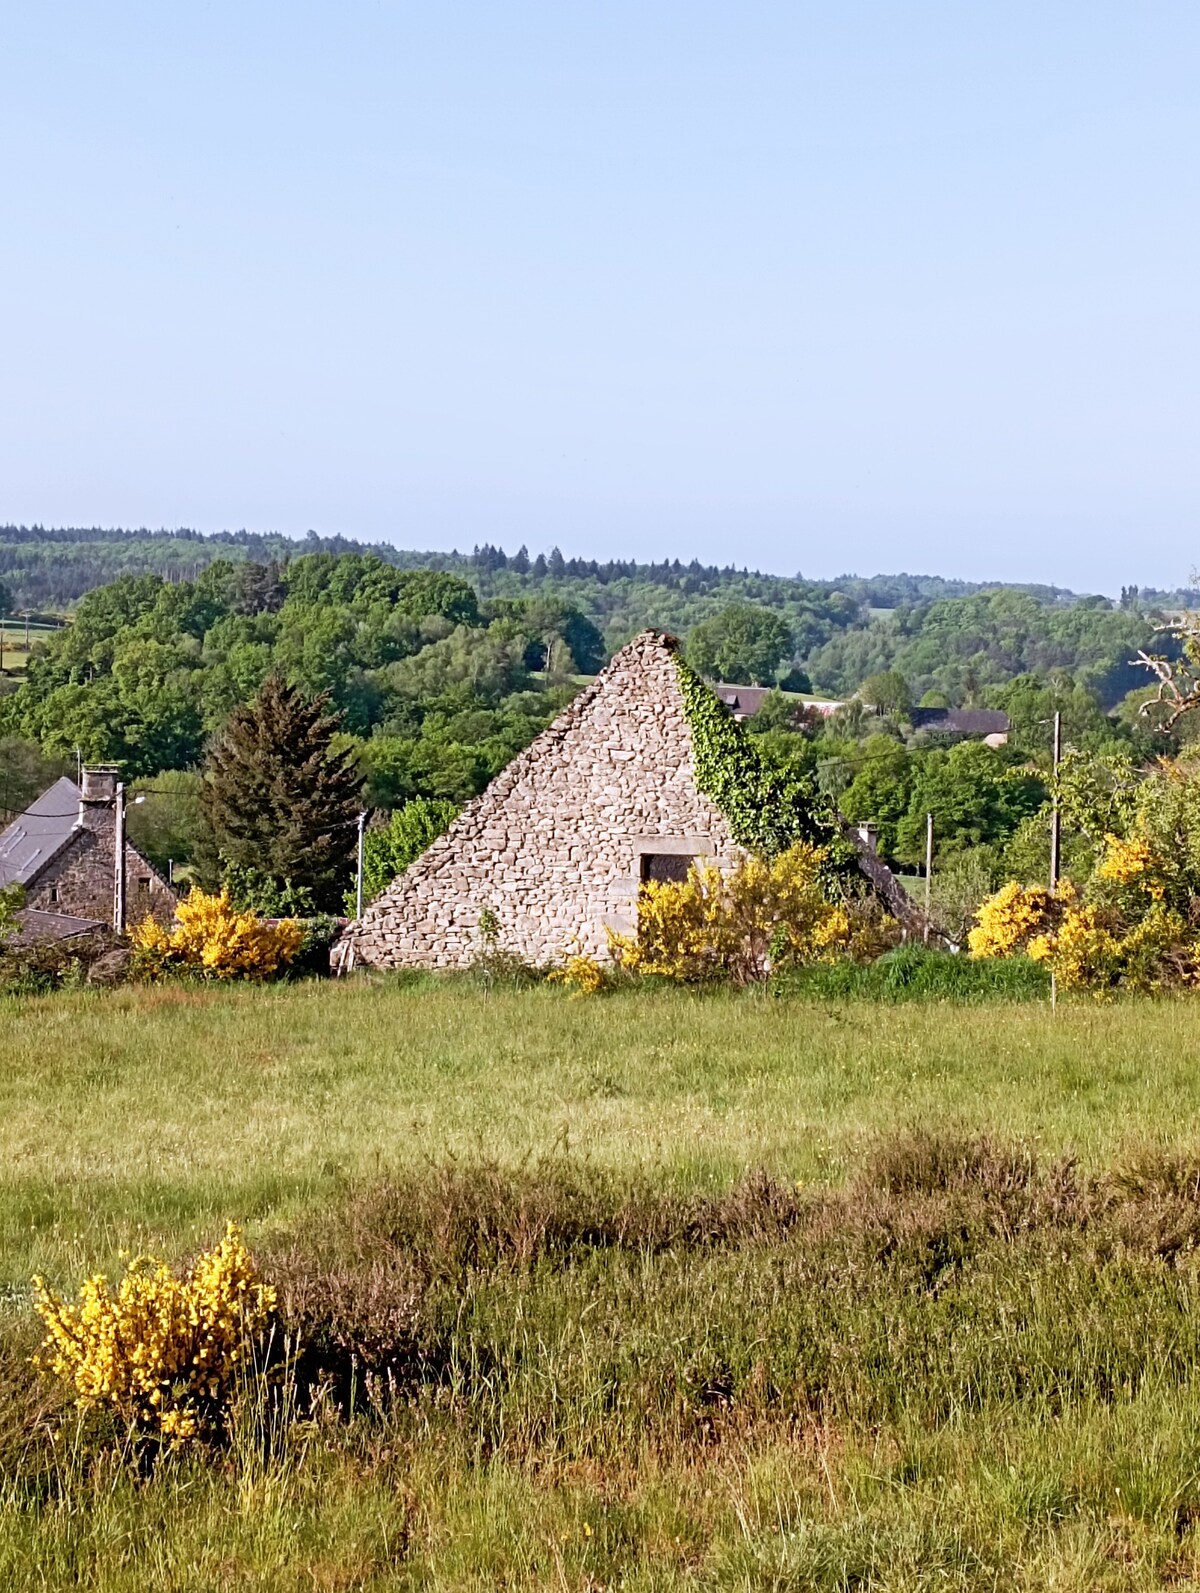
[137,877,151,894]
[49,887,59,904]
[640,853,697,885]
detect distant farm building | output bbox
[712,684,844,721]
[0,770,176,928]
[909,707,1010,747]
[336,631,918,972]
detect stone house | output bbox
[0,769,176,927]
[336,630,919,972]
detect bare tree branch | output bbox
[1133,611,1200,729]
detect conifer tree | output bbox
[201,675,364,911]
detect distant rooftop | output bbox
[0,775,81,888]
[11,907,105,947]
[909,708,1010,736]
[712,683,844,721]
[712,684,774,719]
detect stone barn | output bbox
[336,630,919,972]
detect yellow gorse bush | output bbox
[609,843,860,986]
[133,888,303,981]
[1095,833,1155,887]
[971,823,1200,992]
[33,1223,276,1447]
[967,881,1061,960]
[547,953,607,997]
[1027,903,1120,990]
[1029,902,1200,993]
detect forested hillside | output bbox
[0,525,1178,704]
[0,523,1091,613]
[0,540,1188,914]
[0,556,602,807]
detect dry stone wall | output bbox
[343,631,743,970]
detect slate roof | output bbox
[10,908,106,947]
[713,684,845,719]
[909,708,1011,736]
[0,776,82,888]
[713,684,773,718]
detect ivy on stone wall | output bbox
[675,657,854,866]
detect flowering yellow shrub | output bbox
[967,881,1061,959]
[609,844,862,986]
[1027,904,1120,990]
[132,889,303,981]
[974,758,1200,992]
[33,1224,276,1447]
[547,953,607,997]
[973,841,1198,992]
[1095,833,1155,887]
[1029,902,1200,992]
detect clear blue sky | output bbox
[2,3,1197,592]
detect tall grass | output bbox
[1,980,1197,1284]
[5,983,1200,1586]
[8,1138,1200,1586]
[776,943,1050,1001]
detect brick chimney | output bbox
[855,821,879,854]
[80,766,118,803]
[79,766,118,831]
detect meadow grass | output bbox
[5,979,1200,1588]
[0,978,1196,1281]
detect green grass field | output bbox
[5,981,1200,1589]
[0,621,61,674]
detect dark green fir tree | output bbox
[201,675,364,912]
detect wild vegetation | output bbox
[0,525,1176,695]
[607,843,883,985]
[4,983,1200,1587]
[7,537,1200,1581]
[2,541,1188,910]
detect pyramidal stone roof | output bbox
[338,630,920,972]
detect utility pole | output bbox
[355,811,367,920]
[923,811,934,944]
[114,781,127,934]
[1050,711,1062,1012]
[1049,710,1062,894]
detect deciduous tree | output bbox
[686,603,793,685]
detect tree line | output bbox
[0,546,1192,925]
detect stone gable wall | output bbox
[343,632,743,970]
[25,809,177,926]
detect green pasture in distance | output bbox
[0,621,62,671]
